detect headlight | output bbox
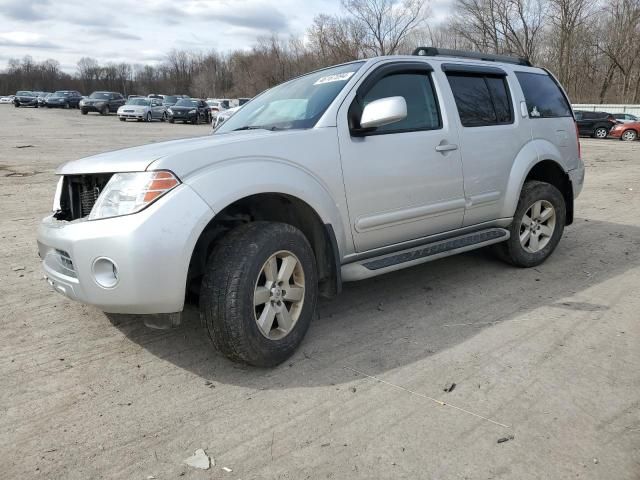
[188,109,196,114]
[79,99,85,106]
[167,108,173,114]
[88,171,180,220]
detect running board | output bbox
[341,228,509,282]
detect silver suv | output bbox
[37,48,585,367]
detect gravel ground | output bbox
[1,106,639,479]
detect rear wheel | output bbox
[594,127,608,139]
[496,180,566,268]
[621,129,637,141]
[200,222,318,367]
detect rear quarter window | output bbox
[446,74,513,127]
[515,72,571,118]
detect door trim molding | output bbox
[355,198,466,232]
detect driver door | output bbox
[337,63,465,252]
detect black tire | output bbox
[191,114,199,125]
[620,129,637,141]
[34,104,38,108]
[169,118,174,124]
[14,102,19,108]
[119,117,126,122]
[593,127,608,139]
[495,180,566,268]
[100,105,108,115]
[146,112,152,122]
[161,112,167,122]
[200,222,318,367]
[81,108,88,115]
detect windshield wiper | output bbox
[233,125,283,131]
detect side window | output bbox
[515,72,571,118]
[446,74,513,127]
[360,73,441,133]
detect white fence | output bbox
[572,104,640,116]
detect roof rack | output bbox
[412,47,532,67]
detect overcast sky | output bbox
[0,0,452,73]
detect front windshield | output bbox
[175,99,198,107]
[163,95,178,103]
[17,91,32,96]
[53,91,71,97]
[128,98,150,106]
[90,92,110,99]
[217,62,364,133]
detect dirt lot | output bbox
[1,106,639,479]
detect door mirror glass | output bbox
[359,96,407,130]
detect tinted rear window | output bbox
[515,72,571,118]
[447,74,513,127]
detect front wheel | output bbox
[64,102,70,109]
[191,114,199,125]
[146,112,152,122]
[161,112,167,122]
[495,180,566,268]
[119,117,126,122]
[200,222,318,367]
[81,108,88,115]
[169,118,174,124]
[621,129,637,141]
[594,127,608,139]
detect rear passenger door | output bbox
[444,65,528,226]
[338,62,465,252]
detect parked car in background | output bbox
[613,113,639,124]
[238,97,251,106]
[45,91,83,109]
[206,100,226,115]
[117,97,167,122]
[147,94,164,101]
[80,91,126,115]
[167,98,210,124]
[37,92,52,106]
[608,120,640,141]
[162,95,180,107]
[13,91,39,107]
[574,110,617,138]
[128,95,144,100]
[212,105,240,129]
[0,94,14,104]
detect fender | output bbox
[499,139,569,219]
[183,158,350,259]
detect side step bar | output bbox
[341,228,509,282]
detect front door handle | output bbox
[435,143,459,153]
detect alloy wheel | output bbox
[621,130,637,141]
[594,128,608,138]
[253,250,305,340]
[519,200,556,253]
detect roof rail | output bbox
[412,47,532,67]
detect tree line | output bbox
[1,0,639,104]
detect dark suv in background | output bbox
[574,110,617,138]
[81,91,125,115]
[45,90,83,109]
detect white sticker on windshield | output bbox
[314,72,355,85]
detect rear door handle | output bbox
[435,143,458,153]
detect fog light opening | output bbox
[92,257,119,288]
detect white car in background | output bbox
[212,105,240,129]
[0,95,14,104]
[117,97,167,122]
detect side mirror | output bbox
[359,96,407,131]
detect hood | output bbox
[170,105,196,111]
[120,104,148,111]
[57,129,319,177]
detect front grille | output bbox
[80,187,100,217]
[54,173,113,221]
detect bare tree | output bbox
[341,0,426,55]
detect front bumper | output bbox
[83,104,107,112]
[16,99,38,106]
[169,112,196,121]
[118,111,146,119]
[37,184,214,314]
